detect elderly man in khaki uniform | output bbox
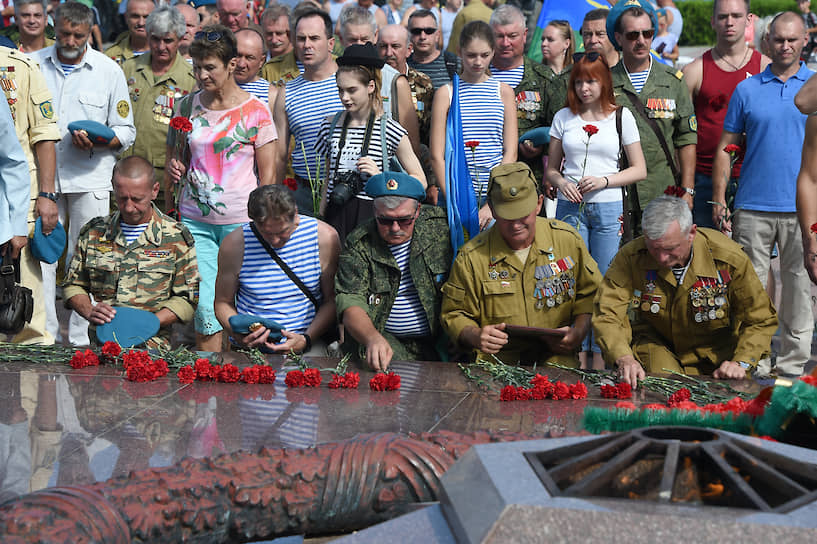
[441,163,602,366]
[593,195,778,388]
[0,45,60,344]
[105,0,155,65]
[122,6,196,211]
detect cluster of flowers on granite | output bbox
[369,371,401,391]
[499,374,587,402]
[177,358,276,385]
[612,385,770,417]
[600,382,632,399]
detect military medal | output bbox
[632,289,641,309]
[645,270,657,293]
[650,295,661,314]
[489,270,498,280]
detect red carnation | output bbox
[241,365,260,384]
[530,374,551,388]
[810,223,817,235]
[723,144,742,154]
[101,341,121,358]
[600,384,617,399]
[194,358,215,381]
[667,387,692,407]
[218,363,240,383]
[515,387,532,401]
[552,381,570,400]
[303,367,322,387]
[464,140,479,149]
[169,116,193,132]
[178,365,196,384]
[530,385,547,400]
[285,369,306,388]
[258,366,276,384]
[369,371,401,391]
[664,185,686,198]
[329,372,360,389]
[615,401,637,410]
[500,385,517,401]
[800,375,817,387]
[386,372,401,390]
[569,382,588,399]
[582,124,599,136]
[283,177,298,191]
[615,382,632,399]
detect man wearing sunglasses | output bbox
[608,0,697,221]
[441,163,601,367]
[335,172,451,371]
[406,9,460,90]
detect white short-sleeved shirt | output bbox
[551,106,640,203]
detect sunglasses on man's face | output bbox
[375,215,416,227]
[195,31,223,42]
[623,29,655,41]
[573,51,601,63]
[410,27,437,36]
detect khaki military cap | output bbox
[487,162,539,220]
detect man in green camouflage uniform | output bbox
[608,0,696,212]
[121,6,196,211]
[63,156,199,350]
[335,172,452,371]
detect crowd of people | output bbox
[2,0,816,387]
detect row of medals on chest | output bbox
[632,272,730,322]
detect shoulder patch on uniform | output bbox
[689,114,697,132]
[39,101,54,119]
[675,70,684,81]
[116,99,130,118]
[179,225,195,246]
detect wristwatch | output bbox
[682,187,696,197]
[38,191,60,202]
[736,361,751,371]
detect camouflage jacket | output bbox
[543,64,571,127]
[510,56,553,134]
[335,205,452,360]
[406,66,434,146]
[63,206,200,349]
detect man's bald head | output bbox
[113,156,155,188]
[216,0,248,32]
[769,10,806,36]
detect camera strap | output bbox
[331,110,377,185]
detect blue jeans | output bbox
[556,199,622,353]
[693,172,738,229]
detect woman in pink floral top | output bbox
[167,25,277,351]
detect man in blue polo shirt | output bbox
[711,11,813,378]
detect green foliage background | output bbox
[677,0,799,46]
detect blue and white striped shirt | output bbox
[490,64,524,89]
[236,216,322,334]
[238,77,271,104]
[459,77,505,200]
[60,63,79,76]
[384,240,429,337]
[628,68,650,94]
[119,222,148,245]
[285,75,344,179]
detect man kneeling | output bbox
[593,194,778,387]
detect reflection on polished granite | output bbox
[0,353,763,502]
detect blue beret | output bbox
[67,120,116,145]
[606,0,658,51]
[519,126,550,147]
[228,314,284,342]
[0,36,16,49]
[365,171,426,201]
[190,0,216,6]
[95,307,160,347]
[30,217,66,264]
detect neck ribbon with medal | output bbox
[691,270,730,323]
[533,249,575,310]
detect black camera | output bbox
[330,170,364,207]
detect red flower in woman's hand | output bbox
[464,140,480,149]
[664,185,686,198]
[723,144,742,154]
[169,116,193,132]
[582,124,599,136]
[283,177,298,191]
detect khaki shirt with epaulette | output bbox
[260,50,300,88]
[612,61,697,208]
[104,31,143,67]
[63,206,200,350]
[0,46,60,199]
[121,52,196,169]
[593,228,777,372]
[441,217,601,365]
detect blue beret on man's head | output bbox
[606,0,659,51]
[365,171,426,201]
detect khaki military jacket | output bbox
[260,50,300,88]
[611,61,697,207]
[593,228,777,370]
[104,32,141,66]
[442,217,601,364]
[122,52,196,168]
[335,205,452,360]
[0,47,60,198]
[63,206,200,349]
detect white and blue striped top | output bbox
[628,68,650,94]
[459,77,505,201]
[238,77,271,103]
[119,222,148,245]
[490,64,524,89]
[60,63,78,76]
[236,216,322,334]
[285,75,344,179]
[384,240,429,337]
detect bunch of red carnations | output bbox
[499,374,587,401]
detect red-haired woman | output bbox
[545,52,646,369]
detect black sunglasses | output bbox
[573,51,601,63]
[623,29,655,41]
[375,215,416,227]
[410,27,437,36]
[194,30,223,42]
